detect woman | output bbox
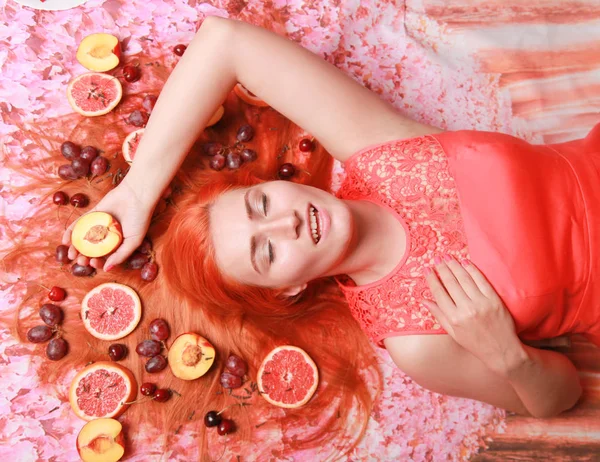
[64,16,596,418]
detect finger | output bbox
[425,267,456,314]
[444,256,480,299]
[62,227,73,246]
[89,257,105,270]
[434,256,469,305]
[68,244,79,261]
[461,259,500,301]
[77,254,91,267]
[422,299,452,333]
[104,238,143,271]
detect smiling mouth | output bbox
[309,205,321,244]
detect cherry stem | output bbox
[301,169,312,177]
[36,283,50,291]
[64,206,77,230]
[122,396,154,405]
[217,402,248,415]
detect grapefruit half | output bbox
[257,345,319,408]
[81,283,142,341]
[233,83,269,107]
[122,128,144,163]
[69,361,137,421]
[67,72,123,117]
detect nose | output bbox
[257,211,300,240]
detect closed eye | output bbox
[268,240,274,264]
[262,193,268,216]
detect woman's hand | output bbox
[422,255,522,375]
[61,177,158,272]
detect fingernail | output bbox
[461,259,470,266]
[423,267,432,276]
[434,256,442,265]
[444,254,453,262]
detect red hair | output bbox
[3,54,382,459]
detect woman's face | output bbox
[210,181,354,290]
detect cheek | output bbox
[276,245,314,280]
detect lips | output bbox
[309,204,321,244]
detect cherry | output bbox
[236,124,254,143]
[58,164,79,180]
[154,388,172,402]
[48,286,66,302]
[202,142,222,156]
[108,343,127,361]
[217,419,235,436]
[55,245,70,264]
[128,110,149,127]
[80,146,98,162]
[60,141,81,160]
[142,95,158,113]
[123,65,140,83]
[278,163,295,179]
[70,193,89,208]
[173,44,187,56]
[46,338,68,360]
[71,157,90,177]
[140,382,157,397]
[27,325,53,343]
[209,154,226,171]
[39,304,64,326]
[53,191,69,206]
[226,152,242,170]
[204,410,222,428]
[145,355,168,373]
[225,354,248,377]
[90,156,108,176]
[240,148,257,162]
[149,319,170,341]
[299,138,314,152]
[136,339,162,357]
[220,371,242,389]
[141,262,158,281]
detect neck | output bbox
[331,200,406,284]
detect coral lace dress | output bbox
[336,123,600,349]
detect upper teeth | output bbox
[310,206,320,244]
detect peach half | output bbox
[77,34,121,72]
[168,333,216,380]
[77,418,125,462]
[72,212,123,258]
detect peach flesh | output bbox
[77,34,121,72]
[77,418,125,462]
[72,212,123,258]
[168,333,216,380]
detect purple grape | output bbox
[209,154,226,171]
[236,124,254,143]
[241,148,257,162]
[58,164,78,180]
[149,319,170,341]
[141,262,158,281]
[71,158,90,177]
[128,110,149,127]
[27,325,53,343]
[39,304,64,327]
[127,252,149,269]
[56,245,70,264]
[145,355,168,373]
[202,142,223,156]
[220,371,243,389]
[61,141,81,160]
[136,339,162,357]
[71,263,95,277]
[138,238,152,254]
[46,338,68,360]
[90,156,108,176]
[80,146,98,162]
[225,354,248,377]
[226,153,242,169]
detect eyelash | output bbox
[268,241,274,264]
[262,193,268,216]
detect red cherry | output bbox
[48,286,66,302]
[278,163,295,179]
[123,65,140,83]
[140,382,157,396]
[154,388,171,402]
[53,191,69,205]
[173,44,187,56]
[299,138,314,152]
[217,419,235,435]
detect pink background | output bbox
[2,0,599,460]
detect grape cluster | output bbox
[27,299,68,361]
[220,354,248,390]
[203,123,259,172]
[125,237,159,282]
[58,141,109,182]
[136,318,170,372]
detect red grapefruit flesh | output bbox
[122,128,144,163]
[233,83,269,107]
[257,345,319,408]
[67,73,123,117]
[69,361,137,421]
[81,283,142,341]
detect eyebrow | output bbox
[245,190,261,274]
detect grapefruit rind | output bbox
[81,282,142,341]
[257,345,319,409]
[233,83,269,107]
[122,129,144,164]
[67,73,123,117]
[69,362,137,421]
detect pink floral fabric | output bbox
[336,135,468,347]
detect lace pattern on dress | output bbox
[336,136,469,348]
